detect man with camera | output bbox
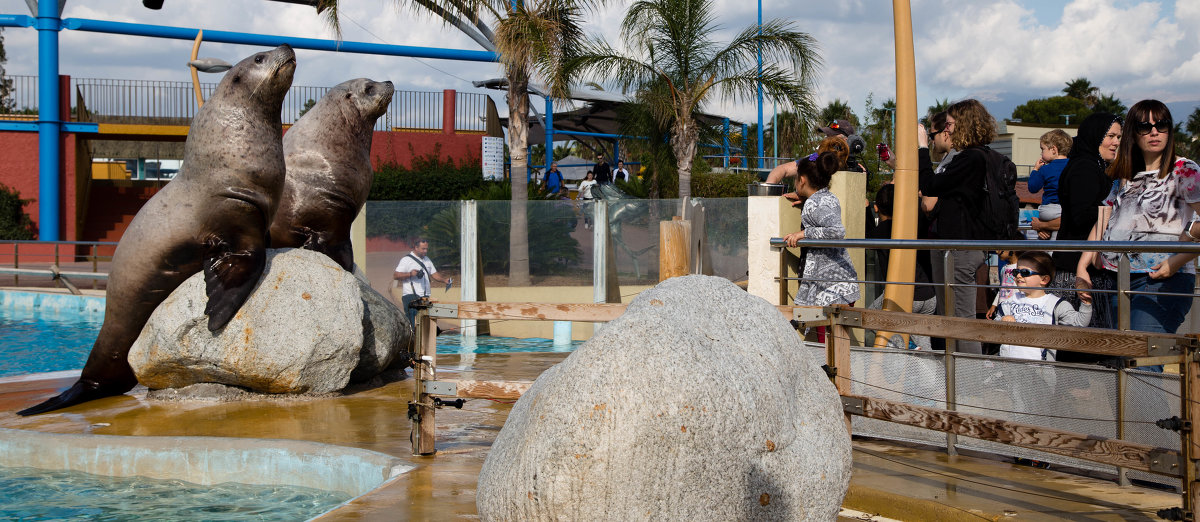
[392,238,452,327]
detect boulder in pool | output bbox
[476,275,852,521]
[128,248,411,394]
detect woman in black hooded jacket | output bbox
[1051,112,1121,339]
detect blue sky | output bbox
[1,0,1197,130]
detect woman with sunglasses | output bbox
[1077,101,1200,365]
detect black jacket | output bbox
[918,146,988,240]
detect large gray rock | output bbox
[351,280,412,382]
[129,248,404,394]
[477,275,852,521]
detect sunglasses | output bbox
[928,129,943,140]
[1013,268,1044,278]
[1135,120,1171,135]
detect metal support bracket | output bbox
[1148,449,1184,477]
[828,309,862,328]
[1148,337,1188,357]
[793,307,830,329]
[422,380,458,396]
[842,396,864,416]
[428,303,459,319]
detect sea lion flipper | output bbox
[203,247,266,331]
[17,380,111,416]
[326,242,354,272]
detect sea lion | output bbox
[269,78,394,270]
[18,45,297,416]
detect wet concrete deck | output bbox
[0,351,1181,520]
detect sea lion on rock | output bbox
[18,45,297,416]
[269,78,394,270]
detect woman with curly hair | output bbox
[917,98,1003,354]
[1077,100,1200,369]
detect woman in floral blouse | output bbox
[782,152,860,309]
[1077,100,1200,360]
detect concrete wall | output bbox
[997,121,1078,177]
[747,171,866,307]
[368,130,483,170]
[0,427,411,498]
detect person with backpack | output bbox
[918,98,1019,355]
[392,238,452,326]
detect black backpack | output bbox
[975,147,1022,240]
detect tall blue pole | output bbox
[544,96,554,171]
[722,118,730,169]
[37,1,61,241]
[755,0,764,170]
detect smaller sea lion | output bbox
[270,78,395,270]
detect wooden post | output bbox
[827,309,853,436]
[659,217,691,281]
[413,307,438,455]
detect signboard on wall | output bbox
[482,136,505,180]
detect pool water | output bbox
[0,466,351,521]
[0,292,581,377]
[0,305,100,378]
[437,333,583,354]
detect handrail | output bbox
[770,237,1200,254]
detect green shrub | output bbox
[368,145,486,201]
[690,171,756,198]
[0,183,36,240]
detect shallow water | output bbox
[0,466,351,521]
[0,306,99,378]
[436,332,583,354]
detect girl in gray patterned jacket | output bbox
[782,152,861,310]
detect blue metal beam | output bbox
[0,121,97,132]
[36,2,60,241]
[59,18,499,62]
[552,129,647,140]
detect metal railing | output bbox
[1,240,117,293]
[1,75,490,132]
[772,236,1200,488]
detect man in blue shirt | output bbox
[544,162,564,195]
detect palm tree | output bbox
[818,99,856,128]
[554,0,821,199]
[1092,93,1126,118]
[768,110,817,159]
[320,0,595,286]
[1063,77,1099,108]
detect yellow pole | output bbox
[190,30,204,108]
[876,0,918,347]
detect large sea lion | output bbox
[269,78,394,270]
[18,45,297,416]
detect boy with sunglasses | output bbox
[995,251,1093,361]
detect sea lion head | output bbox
[213,44,296,108]
[333,78,395,124]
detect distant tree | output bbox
[1011,96,1091,125]
[1180,108,1200,159]
[818,99,858,129]
[1062,77,1099,108]
[0,183,36,240]
[1092,93,1126,117]
[297,98,317,118]
[924,98,951,122]
[1173,121,1194,160]
[0,28,14,113]
[767,110,817,159]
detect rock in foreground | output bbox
[477,275,852,521]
